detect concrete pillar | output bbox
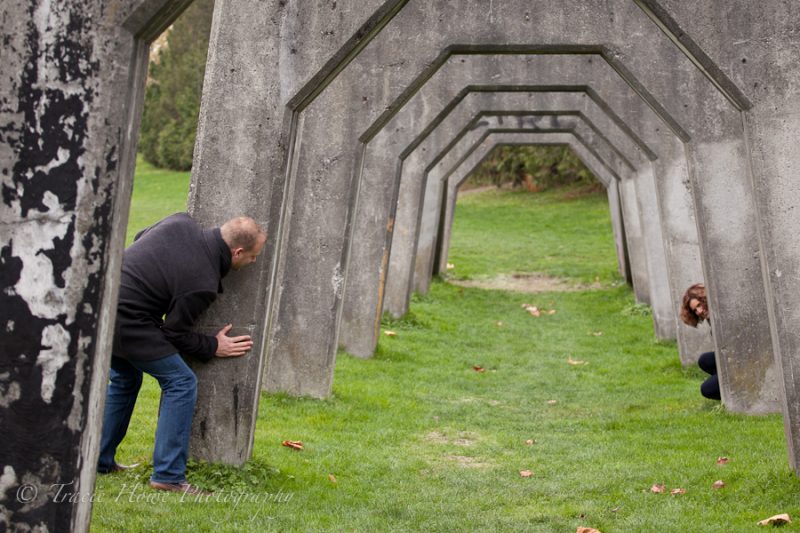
[255,0,774,417]
[0,0,192,530]
[341,61,699,361]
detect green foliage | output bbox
[466,145,598,192]
[139,0,214,170]
[126,157,190,245]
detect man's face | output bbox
[231,235,267,271]
[689,298,708,321]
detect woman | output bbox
[680,283,720,400]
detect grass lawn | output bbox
[91,173,799,532]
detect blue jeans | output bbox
[97,354,198,483]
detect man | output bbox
[97,213,267,494]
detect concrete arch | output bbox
[341,56,693,366]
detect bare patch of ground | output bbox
[425,430,479,447]
[444,455,492,469]
[447,272,603,294]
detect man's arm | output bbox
[163,291,253,361]
[162,291,219,362]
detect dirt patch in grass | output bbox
[425,430,478,447]
[447,272,602,293]
[444,455,492,469]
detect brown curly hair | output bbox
[680,283,707,328]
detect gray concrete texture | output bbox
[340,54,685,365]
[0,0,196,530]
[340,58,702,365]
[261,0,780,418]
[4,3,800,530]
[649,0,799,458]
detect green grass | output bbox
[124,157,191,245]
[90,178,799,532]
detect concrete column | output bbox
[646,0,798,464]
[0,0,191,530]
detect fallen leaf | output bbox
[328,474,337,484]
[546,400,558,405]
[567,357,588,366]
[758,514,791,526]
[384,330,397,337]
[716,456,729,465]
[547,309,557,315]
[446,263,455,270]
[670,488,686,495]
[519,470,533,478]
[525,439,536,445]
[577,528,602,533]
[281,440,304,450]
[473,365,485,373]
[495,321,504,327]
[650,484,665,494]
[712,480,725,490]
[590,331,603,336]
[611,507,620,513]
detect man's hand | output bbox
[215,324,253,357]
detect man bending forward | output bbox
[97,213,266,494]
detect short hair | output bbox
[220,216,266,251]
[680,283,707,328]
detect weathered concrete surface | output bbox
[341,57,700,364]
[187,1,387,449]
[270,1,725,398]
[0,0,193,530]
[650,0,795,449]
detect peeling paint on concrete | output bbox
[36,324,70,403]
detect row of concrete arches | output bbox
[3,1,800,530]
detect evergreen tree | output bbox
[139,0,214,170]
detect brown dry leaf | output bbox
[519,470,533,478]
[473,365,486,373]
[446,263,455,270]
[590,331,603,336]
[525,439,536,445]
[546,400,558,405]
[670,488,686,495]
[328,474,337,484]
[716,456,729,465]
[650,483,665,494]
[281,440,304,450]
[758,514,791,526]
[547,309,557,315]
[384,330,397,337]
[712,480,725,490]
[567,357,588,366]
[576,528,602,533]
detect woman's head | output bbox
[680,283,709,327]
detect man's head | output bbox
[220,217,267,271]
[680,283,709,327]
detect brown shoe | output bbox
[149,480,212,496]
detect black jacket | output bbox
[113,213,231,362]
